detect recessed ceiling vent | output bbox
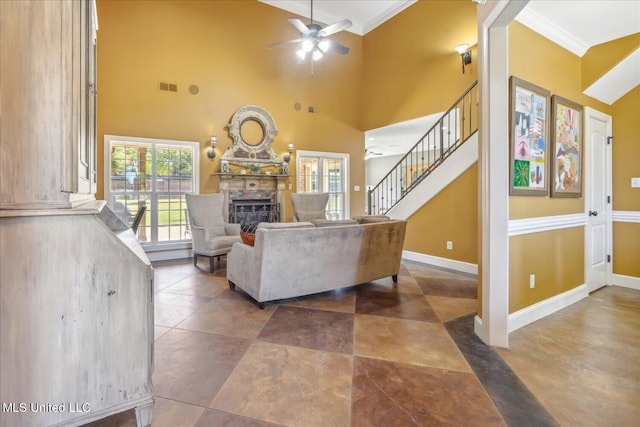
[159,81,177,92]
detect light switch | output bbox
[631,177,640,188]
[354,185,360,191]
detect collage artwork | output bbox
[513,86,547,190]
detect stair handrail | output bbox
[368,81,478,215]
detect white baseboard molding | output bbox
[474,315,485,342]
[507,284,588,333]
[402,250,478,275]
[146,249,192,262]
[612,273,640,290]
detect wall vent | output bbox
[159,82,178,92]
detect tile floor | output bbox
[85,259,639,427]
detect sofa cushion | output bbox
[257,222,315,230]
[311,219,358,227]
[296,210,327,221]
[353,215,391,224]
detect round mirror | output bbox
[240,119,265,146]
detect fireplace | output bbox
[217,174,288,223]
[230,198,279,224]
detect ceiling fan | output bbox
[268,0,352,62]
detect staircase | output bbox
[368,81,478,216]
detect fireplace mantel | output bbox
[215,173,288,222]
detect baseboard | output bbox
[611,274,640,290]
[474,315,485,342]
[146,249,191,262]
[402,250,478,275]
[507,284,588,333]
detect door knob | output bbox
[588,210,598,217]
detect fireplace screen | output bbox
[230,199,279,224]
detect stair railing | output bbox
[367,81,478,215]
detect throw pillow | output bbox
[240,231,255,246]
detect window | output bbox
[296,150,349,219]
[104,135,199,251]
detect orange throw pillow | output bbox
[240,231,255,246]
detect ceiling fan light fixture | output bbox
[301,39,314,53]
[312,48,323,61]
[318,39,330,52]
[296,49,307,61]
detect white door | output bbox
[584,108,612,292]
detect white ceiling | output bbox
[259,0,417,36]
[260,0,640,156]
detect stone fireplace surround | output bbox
[217,173,288,223]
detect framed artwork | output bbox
[551,95,583,198]
[509,76,550,196]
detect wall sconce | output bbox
[284,143,294,162]
[455,44,472,74]
[207,136,217,159]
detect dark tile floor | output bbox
[84,258,640,427]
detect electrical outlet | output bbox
[446,241,453,250]
[288,183,292,190]
[529,274,535,288]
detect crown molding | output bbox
[361,0,417,35]
[515,6,589,57]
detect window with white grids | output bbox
[104,135,199,251]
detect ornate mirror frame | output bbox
[221,105,281,165]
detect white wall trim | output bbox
[508,284,589,333]
[146,249,192,263]
[402,250,478,275]
[515,6,589,57]
[611,274,640,290]
[508,213,586,236]
[612,210,640,223]
[474,315,485,342]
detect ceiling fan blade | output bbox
[288,18,311,35]
[268,38,304,49]
[330,42,350,55]
[318,19,352,37]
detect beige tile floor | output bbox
[85,259,640,427]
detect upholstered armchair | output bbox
[290,192,329,221]
[185,193,241,272]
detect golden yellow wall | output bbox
[611,85,640,212]
[611,85,640,277]
[509,227,584,313]
[404,164,478,263]
[582,33,640,90]
[96,0,365,219]
[361,0,478,266]
[508,22,612,220]
[613,222,640,277]
[361,0,477,130]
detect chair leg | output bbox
[209,256,215,273]
[193,254,198,266]
[392,274,398,283]
[228,280,236,291]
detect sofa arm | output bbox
[227,241,261,299]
